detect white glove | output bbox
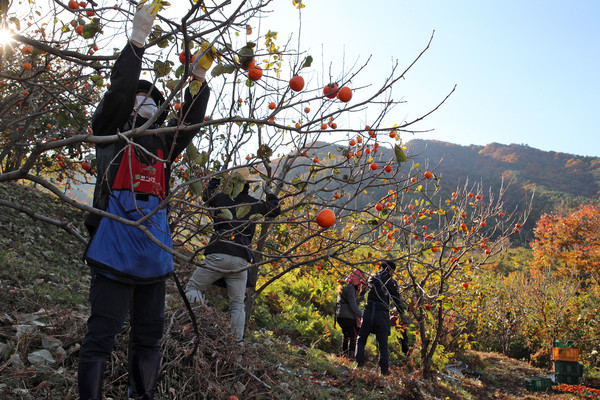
[130,0,161,46]
[185,288,204,305]
[191,42,217,80]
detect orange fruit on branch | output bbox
[316,208,336,228]
[248,66,263,81]
[179,51,196,64]
[241,58,255,71]
[323,82,339,98]
[337,86,352,102]
[289,75,304,92]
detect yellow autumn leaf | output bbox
[140,0,165,15]
[197,42,218,70]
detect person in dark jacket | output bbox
[78,3,212,399]
[335,269,365,360]
[185,166,281,344]
[355,260,406,375]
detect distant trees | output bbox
[530,204,600,282]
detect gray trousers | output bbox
[185,253,248,342]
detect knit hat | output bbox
[345,269,365,286]
[136,80,168,125]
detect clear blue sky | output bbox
[265,1,600,157]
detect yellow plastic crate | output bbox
[554,347,580,362]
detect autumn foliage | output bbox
[530,204,600,281]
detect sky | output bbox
[263,0,600,157]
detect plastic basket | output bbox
[525,377,553,392]
[554,340,575,348]
[554,347,580,362]
[555,361,583,376]
[555,373,581,385]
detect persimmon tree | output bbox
[388,180,530,377]
[0,0,531,380]
[530,204,600,282]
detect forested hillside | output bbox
[403,139,600,242]
[300,139,599,244]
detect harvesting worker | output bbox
[79,2,212,399]
[355,260,409,375]
[335,268,365,360]
[185,167,281,345]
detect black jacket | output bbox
[365,268,404,312]
[336,284,363,319]
[85,42,210,234]
[202,178,280,261]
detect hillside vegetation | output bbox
[404,139,600,242]
[1,180,599,399]
[298,139,599,245]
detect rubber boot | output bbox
[78,360,105,400]
[128,352,162,399]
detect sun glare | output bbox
[0,29,13,46]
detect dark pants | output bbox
[337,317,358,358]
[79,271,166,362]
[355,303,391,374]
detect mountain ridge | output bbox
[301,138,599,244]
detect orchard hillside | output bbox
[301,139,600,244]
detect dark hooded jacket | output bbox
[83,42,209,283]
[365,268,404,312]
[85,42,210,234]
[202,178,280,262]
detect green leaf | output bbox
[301,55,313,69]
[154,60,173,78]
[249,213,262,221]
[239,46,255,68]
[394,144,407,163]
[194,151,208,166]
[232,181,245,198]
[236,204,251,218]
[175,64,184,78]
[211,63,226,77]
[186,144,198,160]
[189,80,203,96]
[82,22,102,39]
[218,209,234,219]
[189,181,203,196]
[90,75,104,86]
